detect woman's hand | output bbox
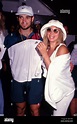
[36,42,51,70]
[36,42,47,58]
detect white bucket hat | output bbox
[16,5,34,16]
[40,19,67,41]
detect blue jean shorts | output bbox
[11,78,44,104]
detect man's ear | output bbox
[16,16,19,21]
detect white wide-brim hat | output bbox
[40,19,67,41]
[16,5,34,16]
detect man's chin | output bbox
[20,26,30,30]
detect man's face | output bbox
[18,14,34,30]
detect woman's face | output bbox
[46,26,60,43]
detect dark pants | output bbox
[72,65,77,98]
[0,71,4,115]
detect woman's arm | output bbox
[56,45,69,56]
[56,45,74,72]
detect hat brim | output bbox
[15,12,33,16]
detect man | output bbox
[4,5,44,116]
[0,36,6,116]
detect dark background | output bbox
[0,0,77,35]
[40,0,77,35]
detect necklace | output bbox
[20,34,24,41]
[19,29,25,41]
[19,28,34,41]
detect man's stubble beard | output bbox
[20,25,31,30]
[20,21,33,30]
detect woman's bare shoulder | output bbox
[56,44,69,56]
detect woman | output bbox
[0,11,8,38]
[36,19,75,116]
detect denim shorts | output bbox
[11,78,44,104]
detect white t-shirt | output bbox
[0,31,6,69]
[8,39,42,82]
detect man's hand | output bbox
[70,62,74,72]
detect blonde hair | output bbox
[0,12,6,31]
